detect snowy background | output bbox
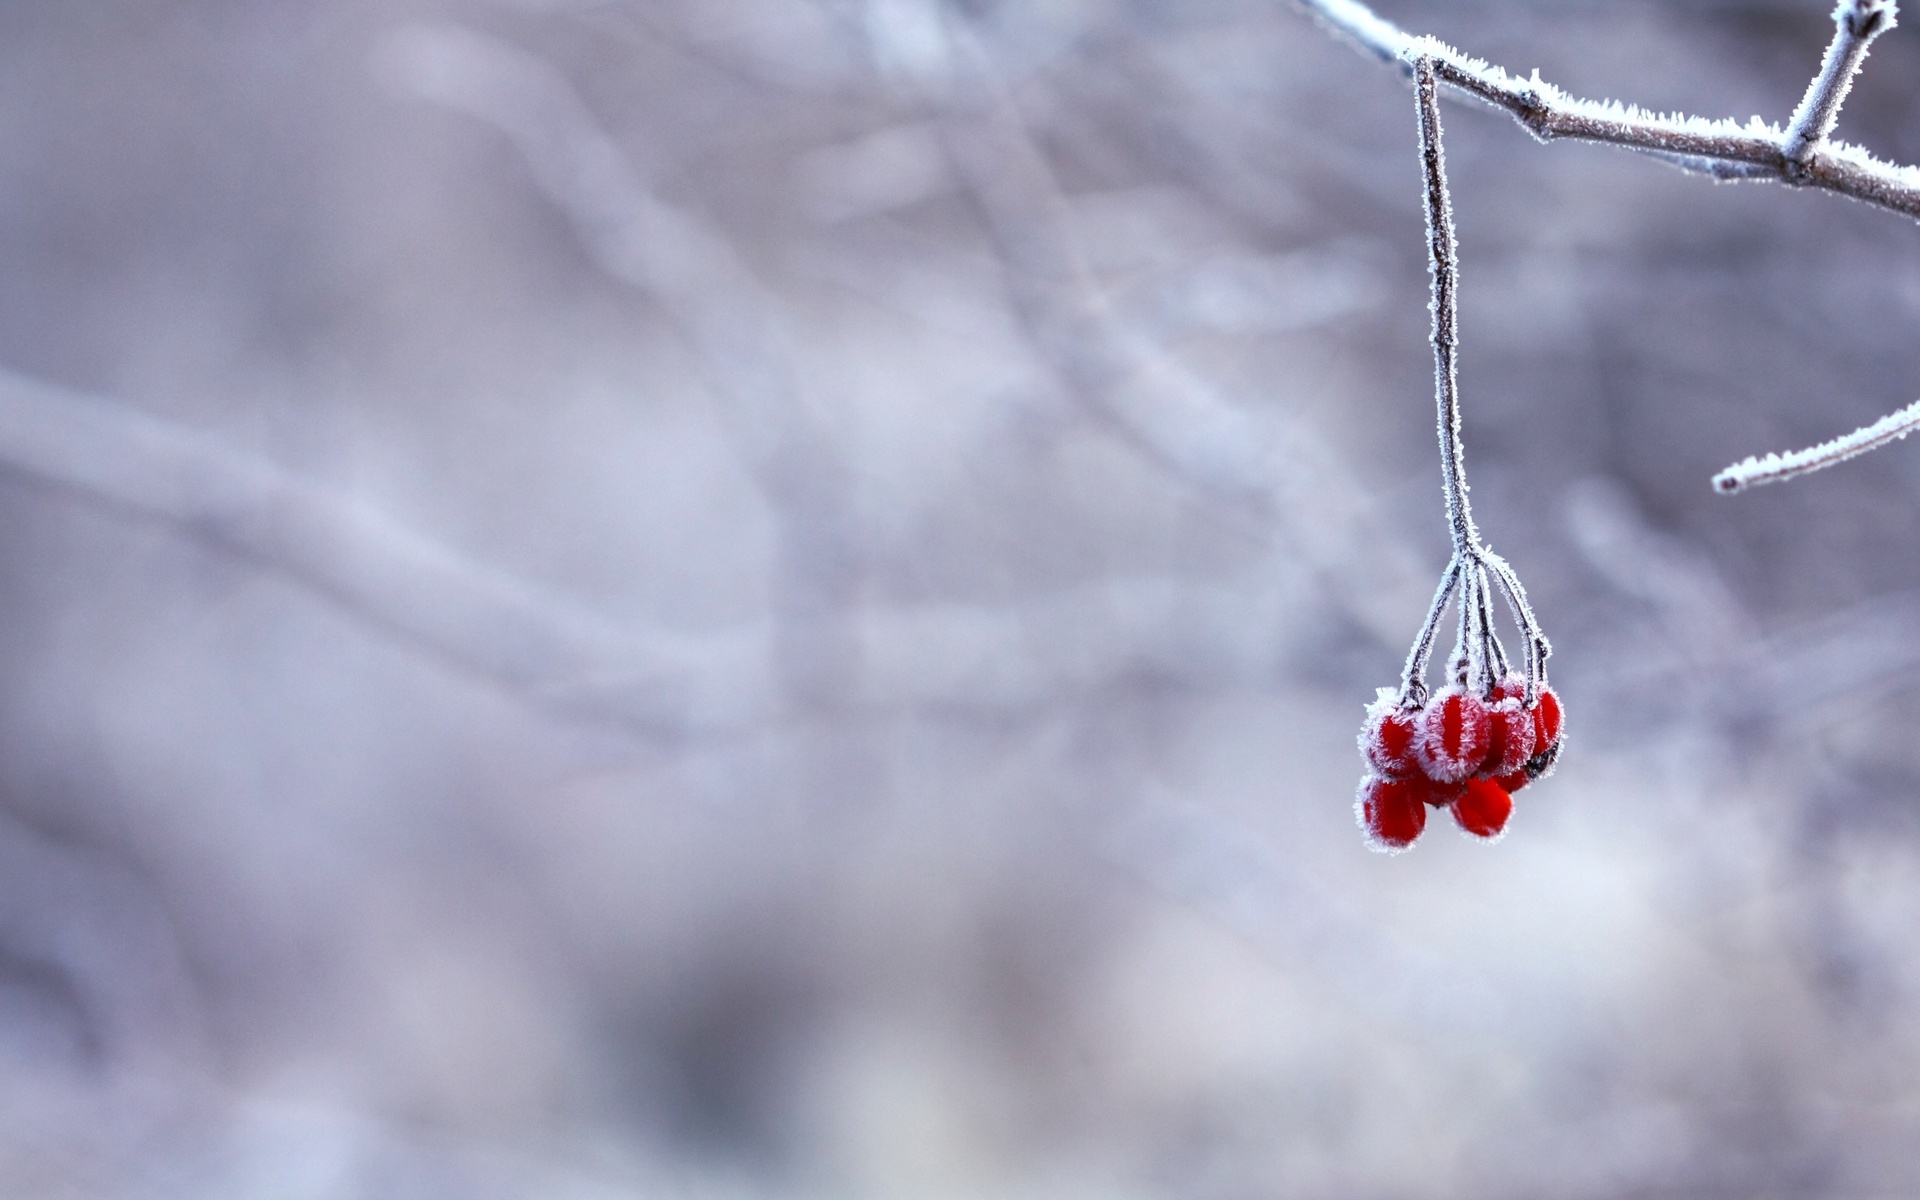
[4,0,1920,1195]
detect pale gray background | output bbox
[1,1,1918,1196]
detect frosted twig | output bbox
[1482,549,1551,701]
[1293,0,1920,223]
[1291,0,1411,64]
[1416,58,1476,557]
[1712,397,1920,492]
[1446,556,1478,689]
[1397,562,1459,708]
[1784,0,1896,174]
[1391,60,1553,709]
[1472,559,1507,689]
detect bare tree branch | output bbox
[1294,0,1920,219]
[1713,397,1920,492]
[1785,0,1896,173]
[1385,59,1552,708]
[1415,58,1474,560]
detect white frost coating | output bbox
[1415,686,1492,784]
[1485,696,1535,778]
[1786,0,1896,168]
[1360,688,1420,776]
[1714,398,1920,492]
[1355,775,1424,856]
[1293,0,1411,63]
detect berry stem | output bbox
[1415,56,1478,559]
[1449,558,1474,687]
[1389,59,1555,717]
[1482,549,1551,705]
[1471,559,1505,690]
[1397,557,1460,707]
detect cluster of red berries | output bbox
[1356,675,1563,851]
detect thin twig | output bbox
[1398,561,1460,707]
[1784,0,1896,173]
[1291,0,1411,63]
[1472,559,1506,690]
[1415,58,1477,557]
[1483,550,1550,702]
[1293,0,1920,221]
[1393,60,1551,707]
[1713,398,1920,492]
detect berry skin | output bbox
[1416,686,1492,784]
[1494,769,1530,794]
[1452,777,1514,839]
[1481,695,1536,778]
[1416,774,1467,807]
[1523,686,1565,779]
[1359,692,1422,778]
[1357,775,1428,852]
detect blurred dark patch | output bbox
[0,947,100,1074]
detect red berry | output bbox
[1494,769,1530,794]
[1415,774,1467,807]
[1416,686,1491,784]
[1452,777,1514,839]
[1533,686,1563,743]
[1359,693,1421,777]
[1524,685,1565,778]
[1481,695,1536,778]
[1356,775,1427,852]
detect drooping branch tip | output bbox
[1714,399,1920,493]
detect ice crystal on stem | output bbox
[1357,60,1563,854]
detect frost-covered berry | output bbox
[1481,694,1536,778]
[1452,777,1513,840]
[1416,686,1491,784]
[1523,685,1565,779]
[1416,774,1467,807]
[1357,775,1427,852]
[1359,690,1422,778]
[1494,769,1530,795]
